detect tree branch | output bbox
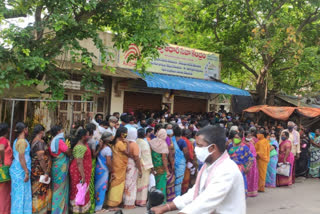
[35,5,43,40]
[233,57,259,79]
[245,0,263,28]
[275,66,293,72]
[75,0,110,22]
[297,7,320,34]
[266,0,288,20]
[214,9,221,42]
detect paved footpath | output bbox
[104,177,320,214]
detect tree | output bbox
[161,0,320,104]
[0,0,166,100]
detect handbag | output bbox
[276,163,291,177]
[0,165,11,182]
[75,182,88,206]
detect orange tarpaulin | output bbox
[243,105,320,121]
[296,107,320,118]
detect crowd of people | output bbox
[0,110,319,214]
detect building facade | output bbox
[0,32,249,131]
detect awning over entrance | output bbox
[141,73,250,96]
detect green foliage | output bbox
[0,0,167,101]
[162,0,320,101]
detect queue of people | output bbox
[0,110,319,214]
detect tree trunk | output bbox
[256,72,268,105]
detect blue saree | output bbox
[227,143,254,193]
[266,140,279,187]
[10,139,32,214]
[51,151,69,214]
[171,136,186,197]
[95,146,112,211]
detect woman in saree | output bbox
[95,132,113,212]
[172,126,187,197]
[277,131,295,187]
[181,129,195,194]
[10,122,32,214]
[265,133,279,188]
[309,129,320,178]
[255,130,270,192]
[49,125,71,214]
[106,127,130,208]
[136,128,154,206]
[123,127,142,209]
[85,123,101,213]
[243,131,259,197]
[30,124,52,214]
[227,131,254,195]
[150,128,170,202]
[69,129,92,213]
[165,124,176,202]
[0,123,13,214]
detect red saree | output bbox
[276,140,295,187]
[70,144,92,213]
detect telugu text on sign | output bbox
[118,44,220,80]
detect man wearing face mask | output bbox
[151,125,246,214]
[280,121,301,160]
[179,116,189,130]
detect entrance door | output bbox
[58,92,107,128]
[123,91,162,113]
[174,96,207,114]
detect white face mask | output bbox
[270,137,276,141]
[195,145,212,163]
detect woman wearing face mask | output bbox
[10,122,32,214]
[69,129,92,213]
[106,127,130,208]
[276,131,295,187]
[165,124,176,202]
[94,132,113,212]
[265,133,279,188]
[255,130,270,192]
[227,131,254,195]
[30,124,52,214]
[243,132,259,197]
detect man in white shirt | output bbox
[151,125,246,214]
[279,121,301,158]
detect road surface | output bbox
[104,177,320,214]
